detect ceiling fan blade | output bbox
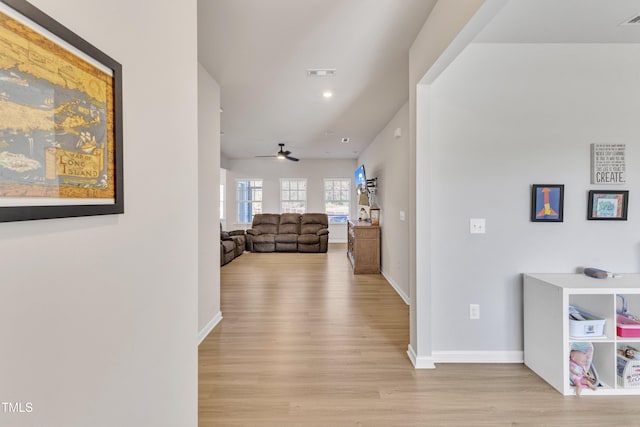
[256,155,277,158]
[282,150,291,156]
[286,155,299,162]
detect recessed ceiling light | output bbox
[322,91,333,98]
[307,68,336,77]
[341,137,350,143]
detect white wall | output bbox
[429,43,640,356]
[0,1,198,426]
[198,64,221,342]
[358,102,410,302]
[408,0,489,368]
[225,158,356,242]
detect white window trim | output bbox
[236,178,263,224]
[323,177,351,223]
[279,178,307,214]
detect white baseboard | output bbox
[407,344,436,369]
[381,270,409,305]
[433,350,523,364]
[198,311,223,346]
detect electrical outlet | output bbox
[469,304,480,320]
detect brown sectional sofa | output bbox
[246,213,329,253]
[220,224,247,266]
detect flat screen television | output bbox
[354,164,366,190]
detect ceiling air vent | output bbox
[307,68,336,77]
[620,14,640,25]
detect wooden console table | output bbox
[347,219,380,274]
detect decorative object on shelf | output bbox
[591,143,625,184]
[584,267,611,279]
[357,206,369,222]
[587,190,629,220]
[569,342,599,396]
[531,184,564,222]
[370,208,380,225]
[0,0,123,222]
[617,344,640,388]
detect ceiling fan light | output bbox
[277,153,286,159]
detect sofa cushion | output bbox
[253,234,275,243]
[275,233,298,243]
[300,213,328,235]
[298,234,320,245]
[278,213,301,235]
[251,214,280,235]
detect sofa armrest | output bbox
[246,229,259,236]
[229,230,245,236]
[316,229,329,236]
[221,231,230,239]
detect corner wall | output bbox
[358,102,410,302]
[408,0,489,368]
[429,43,640,357]
[198,64,222,342]
[0,1,198,425]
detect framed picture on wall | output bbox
[531,184,564,222]
[587,190,628,220]
[0,0,123,222]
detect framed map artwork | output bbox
[0,0,122,222]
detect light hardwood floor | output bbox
[199,244,640,426]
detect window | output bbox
[324,178,350,223]
[236,179,263,223]
[280,179,307,213]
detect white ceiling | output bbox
[198,0,437,160]
[475,0,640,43]
[198,0,640,161]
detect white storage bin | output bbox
[569,305,606,338]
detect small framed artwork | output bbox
[370,208,380,225]
[587,190,629,220]
[531,184,564,222]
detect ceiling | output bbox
[475,0,640,43]
[198,0,437,160]
[198,0,640,161]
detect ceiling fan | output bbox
[256,143,299,162]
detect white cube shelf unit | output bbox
[524,273,640,396]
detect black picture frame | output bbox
[531,184,564,222]
[587,190,629,221]
[0,0,123,222]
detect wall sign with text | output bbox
[591,144,625,184]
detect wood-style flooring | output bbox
[199,244,640,426]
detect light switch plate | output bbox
[470,218,486,234]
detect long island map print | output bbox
[0,7,115,205]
